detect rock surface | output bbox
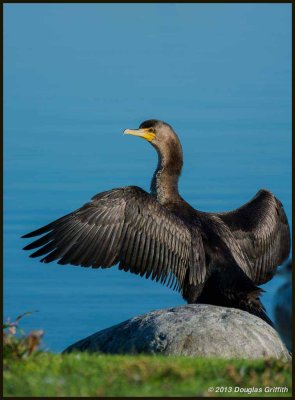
[64,304,290,360]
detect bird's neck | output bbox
[150,146,183,205]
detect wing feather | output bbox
[213,189,290,284]
[22,186,206,290]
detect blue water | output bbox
[4,4,291,352]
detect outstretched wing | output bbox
[22,186,206,290]
[212,189,290,285]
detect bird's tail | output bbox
[195,268,274,327]
[235,288,274,327]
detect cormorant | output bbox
[274,260,292,349]
[22,119,290,325]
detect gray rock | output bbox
[64,304,290,360]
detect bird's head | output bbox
[124,119,182,156]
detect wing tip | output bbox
[21,232,35,239]
[21,227,50,239]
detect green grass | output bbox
[3,352,292,397]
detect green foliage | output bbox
[3,313,292,397]
[3,353,292,397]
[3,312,44,360]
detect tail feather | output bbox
[238,293,274,327]
[195,267,274,326]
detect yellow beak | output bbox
[123,128,156,142]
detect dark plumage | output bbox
[22,119,290,325]
[273,260,292,349]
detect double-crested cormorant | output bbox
[274,260,292,349]
[22,120,290,325]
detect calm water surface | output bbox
[4,4,291,351]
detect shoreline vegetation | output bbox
[3,314,292,397]
[4,353,292,397]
